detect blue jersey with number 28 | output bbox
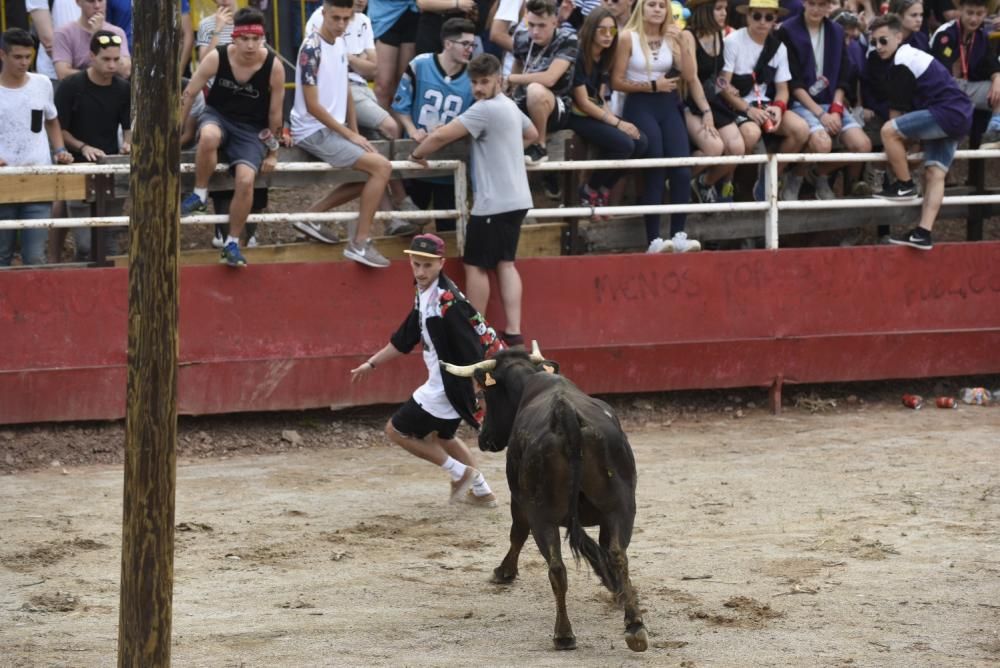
[392,53,475,134]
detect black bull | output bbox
[443,349,647,652]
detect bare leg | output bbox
[917,165,946,232]
[496,260,522,335]
[226,164,256,240]
[351,153,392,243]
[373,41,400,109]
[881,121,911,182]
[526,83,555,146]
[194,124,221,189]
[384,419,448,465]
[464,263,490,315]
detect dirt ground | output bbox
[2,385,999,668]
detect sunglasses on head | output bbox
[596,25,618,36]
[750,11,776,21]
[96,34,123,46]
[875,35,892,45]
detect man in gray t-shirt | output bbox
[406,54,538,349]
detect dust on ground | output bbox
[2,381,999,667]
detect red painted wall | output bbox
[2,243,999,424]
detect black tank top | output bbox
[206,44,275,128]
[691,31,725,83]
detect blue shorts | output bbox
[198,106,267,174]
[790,102,862,136]
[891,109,958,172]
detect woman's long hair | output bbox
[623,0,683,79]
[688,1,724,38]
[579,6,620,76]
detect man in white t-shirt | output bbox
[291,0,393,268]
[720,0,809,201]
[0,28,73,266]
[350,233,502,509]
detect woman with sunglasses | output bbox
[685,0,743,203]
[720,0,809,201]
[569,7,649,210]
[613,0,711,252]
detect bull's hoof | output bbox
[625,624,648,652]
[490,567,517,585]
[552,635,577,651]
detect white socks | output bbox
[441,456,467,482]
[225,235,239,246]
[193,187,208,202]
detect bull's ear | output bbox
[483,372,497,386]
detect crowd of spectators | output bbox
[1,0,998,266]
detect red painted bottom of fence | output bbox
[2,243,999,424]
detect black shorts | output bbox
[517,95,570,133]
[377,10,419,47]
[404,179,456,232]
[391,397,461,440]
[463,209,528,269]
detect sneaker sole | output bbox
[872,192,918,201]
[343,249,390,268]
[458,491,498,508]
[293,222,339,244]
[887,238,932,250]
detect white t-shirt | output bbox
[0,73,57,167]
[26,0,80,79]
[306,8,375,85]
[411,285,461,419]
[291,31,350,142]
[494,0,525,76]
[722,28,791,105]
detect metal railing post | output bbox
[454,161,468,255]
[765,153,779,249]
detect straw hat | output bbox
[735,0,789,16]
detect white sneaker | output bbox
[344,238,390,268]
[211,228,225,249]
[781,174,803,201]
[246,235,259,248]
[671,231,701,253]
[646,237,673,253]
[814,175,835,200]
[386,217,418,236]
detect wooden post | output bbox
[117,1,181,666]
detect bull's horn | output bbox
[529,340,544,362]
[440,358,497,377]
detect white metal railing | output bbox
[1,150,998,255]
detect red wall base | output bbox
[2,243,998,424]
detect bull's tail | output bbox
[554,397,621,594]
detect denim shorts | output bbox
[790,102,863,136]
[891,110,958,171]
[198,106,267,174]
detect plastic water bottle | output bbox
[960,387,992,405]
[258,128,279,151]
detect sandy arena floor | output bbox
[1,404,999,667]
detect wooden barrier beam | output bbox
[107,222,567,267]
[0,173,89,204]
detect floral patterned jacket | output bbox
[389,272,505,428]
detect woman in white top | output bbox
[612,0,712,251]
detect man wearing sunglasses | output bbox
[929,0,1000,146]
[392,18,478,232]
[53,0,131,81]
[55,29,131,261]
[868,14,972,249]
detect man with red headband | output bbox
[180,8,285,268]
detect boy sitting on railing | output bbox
[868,14,973,249]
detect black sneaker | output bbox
[873,179,917,200]
[888,227,932,250]
[542,173,561,199]
[524,143,548,166]
[980,126,1000,149]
